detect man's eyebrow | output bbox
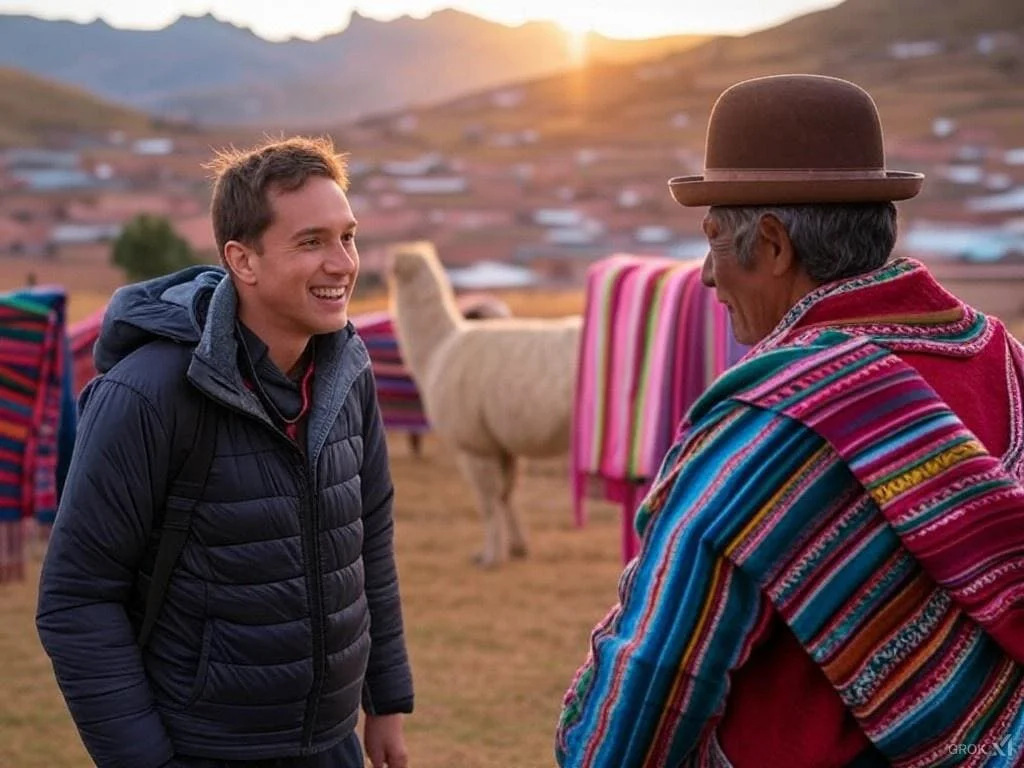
[289,221,358,240]
[289,226,328,240]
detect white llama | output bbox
[388,241,581,567]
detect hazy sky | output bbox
[0,0,842,41]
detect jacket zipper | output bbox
[205,396,327,753]
[297,459,326,751]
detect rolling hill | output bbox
[0,67,160,147]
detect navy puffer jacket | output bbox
[36,267,413,766]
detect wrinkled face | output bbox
[232,176,358,339]
[700,213,792,346]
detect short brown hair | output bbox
[205,136,349,259]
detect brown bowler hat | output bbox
[669,74,924,207]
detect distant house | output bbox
[955,145,987,162]
[132,138,175,156]
[381,153,444,176]
[669,239,709,261]
[900,222,1024,261]
[888,40,943,59]
[3,148,99,191]
[976,31,1019,55]
[533,209,585,228]
[3,148,80,169]
[940,165,984,185]
[446,261,538,289]
[618,189,643,209]
[634,225,674,245]
[428,210,516,231]
[11,168,99,192]
[545,221,604,246]
[394,177,468,195]
[986,174,1013,191]
[968,188,1024,215]
[50,223,122,245]
[932,118,956,138]
[1004,149,1024,166]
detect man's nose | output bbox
[324,242,356,273]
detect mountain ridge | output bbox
[0,9,709,127]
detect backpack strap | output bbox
[137,394,217,649]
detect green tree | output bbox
[111,214,197,282]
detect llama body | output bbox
[388,242,581,567]
[422,320,579,457]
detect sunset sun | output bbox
[557,12,593,64]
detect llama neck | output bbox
[392,265,462,381]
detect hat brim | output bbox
[668,171,924,207]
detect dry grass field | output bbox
[0,434,624,768]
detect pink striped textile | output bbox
[571,254,746,561]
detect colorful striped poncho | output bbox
[571,255,746,561]
[557,258,1024,767]
[0,286,76,583]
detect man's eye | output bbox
[342,232,356,243]
[300,239,321,248]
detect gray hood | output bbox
[93,265,226,375]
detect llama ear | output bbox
[388,241,432,280]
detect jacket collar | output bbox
[187,276,369,466]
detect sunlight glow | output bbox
[556,9,592,65]
[565,26,588,64]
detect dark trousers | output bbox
[173,732,364,767]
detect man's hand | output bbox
[364,713,409,768]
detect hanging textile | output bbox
[571,255,747,562]
[0,285,75,582]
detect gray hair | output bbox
[708,203,899,284]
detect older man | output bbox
[557,74,1024,767]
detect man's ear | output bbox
[223,240,258,286]
[757,214,796,278]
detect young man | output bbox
[37,137,413,768]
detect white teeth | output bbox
[311,288,347,300]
